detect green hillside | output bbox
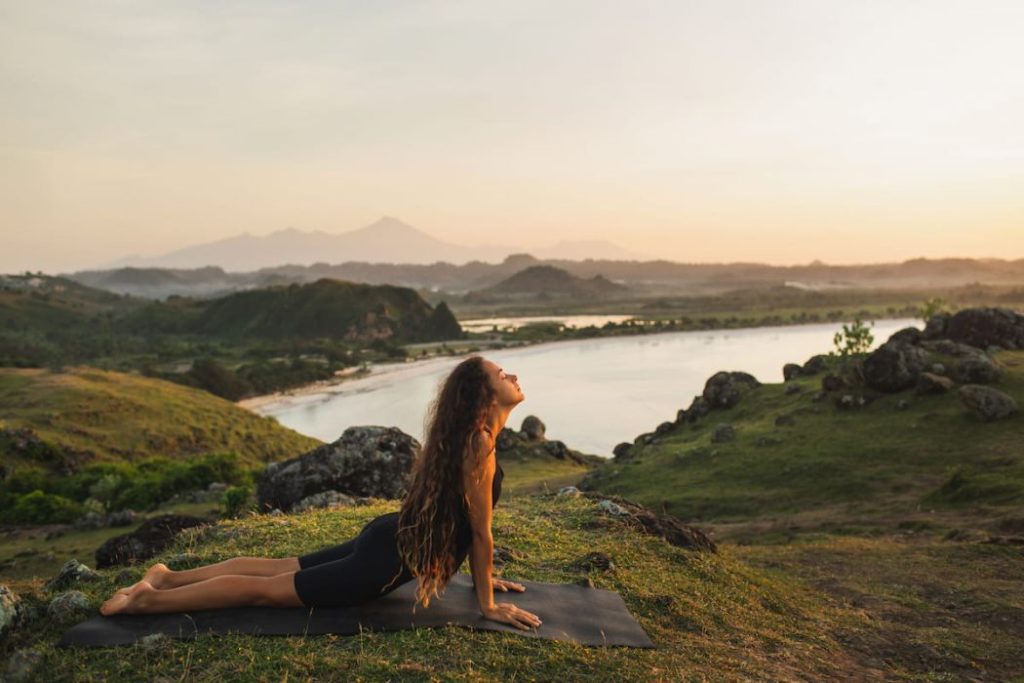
[0,366,322,472]
[580,350,1024,531]
[117,278,462,343]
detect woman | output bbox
[99,356,543,632]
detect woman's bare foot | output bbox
[110,562,171,598]
[142,562,171,589]
[100,580,156,615]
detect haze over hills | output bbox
[62,255,1024,303]
[96,216,649,271]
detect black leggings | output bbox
[292,511,474,608]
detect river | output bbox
[247,318,921,457]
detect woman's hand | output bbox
[492,577,525,593]
[480,602,542,630]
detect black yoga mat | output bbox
[58,574,655,649]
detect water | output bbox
[251,318,920,457]
[459,314,635,333]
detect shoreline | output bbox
[235,313,919,414]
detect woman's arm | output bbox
[462,428,496,614]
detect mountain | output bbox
[470,265,631,301]
[94,217,645,271]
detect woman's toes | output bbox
[100,592,131,616]
[102,580,156,615]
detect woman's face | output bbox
[483,360,524,407]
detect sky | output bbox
[2,0,1023,274]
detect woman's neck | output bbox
[484,404,513,439]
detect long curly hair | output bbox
[393,355,496,610]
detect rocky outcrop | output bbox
[257,426,420,512]
[862,339,933,393]
[95,514,211,568]
[0,585,25,640]
[44,559,101,591]
[520,415,546,441]
[702,371,761,409]
[943,307,1024,349]
[496,427,588,465]
[581,492,717,553]
[958,385,1019,422]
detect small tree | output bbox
[920,297,950,322]
[832,317,875,359]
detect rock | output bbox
[556,486,581,497]
[916,372,955,395]
[45,559,101,592]
[920,339,981,357]
[951,354,1002,384]
[922,312,950,340]
[95,514,211,569]
[3,648,43,683]
[496,427,525,451]
[48,590,90,619]
[584,492,717,553]
[888,327,923,345]
[683,396,711,423]
[654,421,675,436]
[944,307,1024,350]
[930,363,946,375]
[207,482,228,493]
[612,442,633,460]
[811,390,827,402]
[783,363,803,381]
[257,426,420,512]
[292,490,357,513]
[896,399,911,411]
[958,385,1019,422]
[862,340,932,392]
[520,415,546,441]
[784,383,801,395]
[0,585,25,639]
[492,545,521,567]
[597,499,629,516]
[702,371,761,409]
[835,393,867,410]
[105,509,138,527]
[801,354,829,376]
[72,511,105,531]
[574,551,616,572]
[710,423,735,443]
[821,374,846,392]
[542,440,571,460]
[774,414,795,427]
[138,633,170,651]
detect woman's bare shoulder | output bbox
[464,427,496,468]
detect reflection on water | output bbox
[252,318,920,457]
[459,314,635,333]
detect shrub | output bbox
[221,485,253,518]
[831,317,875,359]
[8,490,84,524]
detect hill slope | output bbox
[0,366,323,472]
[5,493,891,681]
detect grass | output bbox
[2,348,1023,679]
[4,493,877,682]
[0,365,323,471]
